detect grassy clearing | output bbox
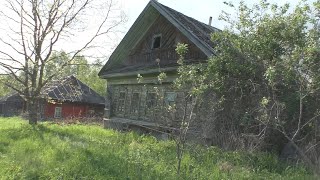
[0,117,315,179]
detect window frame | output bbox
[146,92,157,110]
[145,92,157,117]
[54,106,62,118]
[130,92,140,115]
[164,92,177,106]
[152,34,162,49]
[117,92,126,114]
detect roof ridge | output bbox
[41,75,104,104]
[158,3,212,29]
[151,1,215,56]
[153,1,220,33]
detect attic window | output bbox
[152,34,162,49]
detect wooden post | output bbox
[104,84,113,119]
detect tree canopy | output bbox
[174,0,320,174]
[46,51,105,95]
[0,0,124,124]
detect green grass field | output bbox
[0,117,315,179]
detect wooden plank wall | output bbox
[126,15,207,66]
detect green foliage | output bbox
[0,75,12,97]
[0,117,313,179]
[174,43,208,96]
[180,0,320,149]
[172,2,320,174]
[46,51,105,95]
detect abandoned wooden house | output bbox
[99,1,218,140]
[0,75,105,119]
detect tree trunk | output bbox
[27,98,38,125]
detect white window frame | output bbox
[54,107,62,118]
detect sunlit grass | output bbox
[0,117,314,179]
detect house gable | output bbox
[99,1,218,78]
[121,15,207,70]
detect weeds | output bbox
[0,117,314,179]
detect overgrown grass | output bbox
[0,117,315,179]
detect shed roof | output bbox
[99,0,218,77]
[0,76,104,105]
[0,93,22,103]
[42,75,105,105]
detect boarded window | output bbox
[54,107,62,118]
[118,92,126,113]
[146,93,157,109]
[165,92,177,106]
[131,93,140,114]
[152,34,162,49]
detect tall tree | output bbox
[192,0,320,174]
[0,0,125,124]
[46,51,106,95]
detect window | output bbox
[117,92,126,113]
[165,92,177,106]
[152,34,162,49]
[146,93,157,109]
[130,93,140,114]
[54,107,62,118]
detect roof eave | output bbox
[98,1,156,76]
[100,66,177,79]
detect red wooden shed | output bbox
[41,75,105,119]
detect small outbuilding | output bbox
[0,75,105,119]
[41,75,105,119]
[0,93,26,117]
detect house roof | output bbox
[0,93,23,103]
[99,0,218,78]
[41,75,105,105]
[0,76,105,105]
[157,3,218,53]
